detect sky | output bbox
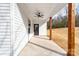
[76,4,79,14]
[53,4,79,19]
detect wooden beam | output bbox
[49,17,52,40]
[67,3,75,56]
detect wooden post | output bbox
[67,3,75,56]
[49,17,52,40]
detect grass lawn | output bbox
[48,27,79,56]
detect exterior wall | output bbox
[12,4,30,56]
[28,21,34,40]
[39,22,47,35]
[13,3,34,55]
[12,3,28,55]
[0,3,11,56]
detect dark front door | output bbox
[34,24,39,35]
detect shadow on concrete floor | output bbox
[29,41,66,56]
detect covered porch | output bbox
[13,3,76,56]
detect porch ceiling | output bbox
[18,3,66,21]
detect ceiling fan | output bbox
[34,11,44,18]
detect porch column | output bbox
[67,3,75,56]
[49,17,52,40]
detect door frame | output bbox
[34,24,39,35]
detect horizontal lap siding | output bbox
[0,3,11,56]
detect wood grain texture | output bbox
[49,17,52,40]
[67,3,75,56]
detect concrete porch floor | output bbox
[19,36,66,56]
